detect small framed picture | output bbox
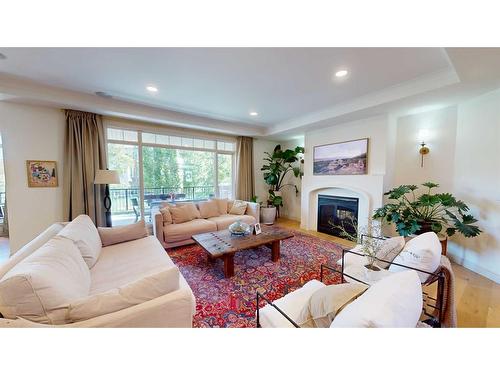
[254,223,262,235]
[26,160,58,188]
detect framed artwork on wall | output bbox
[313,138,369,175]
[26,160,58,187]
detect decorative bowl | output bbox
[228,220,252,236]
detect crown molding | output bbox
[0,73,266,137]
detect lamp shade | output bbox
[94,169,120,185]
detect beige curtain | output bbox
[235,136,254,201]
[63,110,107,226]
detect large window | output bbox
[107,127,235,225]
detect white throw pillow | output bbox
[0,237,91,324]
[58,214,103,268]
[375,236,405,269]
[97,220,148,247]
[68,267,180,322]
[229,200,248,215]
[330,270,423,328]
[389,232,441,283]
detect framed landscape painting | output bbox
[26,160,58,187]
[313,138,369,175]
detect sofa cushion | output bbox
[389,232,441,283]
[258,279,325,328]
[163,219,217,243]
[211,198,228,215]
[0,237,91,324]
[68,267,180,322]
[58,214,102,268]
[159,207,173,224]
[207,214,256,230]
[0,223,65,279]
[169,203,201,224]
[330,270,423,328]
[89,235,176,294]
[98,220,148,247]
[297,283,368,328]
[229,200,248,215]
[198,200,220,219]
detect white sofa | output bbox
[0,216,196,328]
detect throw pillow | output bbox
[211,198,228,215]
[183,202,202,219]
[68,266,180,322]
[229,200,248,215]
[58,214,103,268]
[97,220,148,247]
[330,270,423,328]
[389,232,441,283]
[0,237,91,324]
[374,236,405,269]
[159,205,173,224]
[297,283,368,328]
[169,203,200,224]
[198,200,220,218]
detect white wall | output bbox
[394,106,458,192]
[447,90,500,283]
[0,102,66,253]
[279,138,304,221]
[253,139,276,204]
[301,115,389,232]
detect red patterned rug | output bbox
[167,227,345,327]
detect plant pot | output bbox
[415,221,435,235]
[261,206,277,225]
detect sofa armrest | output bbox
[151,207,165,246]
[245,202,260,223]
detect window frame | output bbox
[105,125,236,221]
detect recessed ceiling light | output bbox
[95,91,113,98]
[146,85,158,92]
[335,69,349,78]
[249,111,259,116]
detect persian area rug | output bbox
[167,228,345,328]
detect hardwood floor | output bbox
[276,217,500,328]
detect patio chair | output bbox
[131,197,140,222]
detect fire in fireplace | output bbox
[317,195,359,239]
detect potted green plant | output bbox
[373,182,481,238]
[260,144,304,222]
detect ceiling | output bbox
[1,48,500,138]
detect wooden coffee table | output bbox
[192,226,294,278]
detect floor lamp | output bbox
[94,169,120,227]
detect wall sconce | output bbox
[418,129,430,168]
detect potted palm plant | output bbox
[260,144,304,223]
[373,182,481,238]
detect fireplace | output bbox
[317,195,359,239]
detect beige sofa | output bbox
[0,216,196,328]
[153,200,260,249]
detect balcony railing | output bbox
[110,186,232,214]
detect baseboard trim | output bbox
[447,248,500,284]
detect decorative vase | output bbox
[228,220,252,236]
[261,206,277,225]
